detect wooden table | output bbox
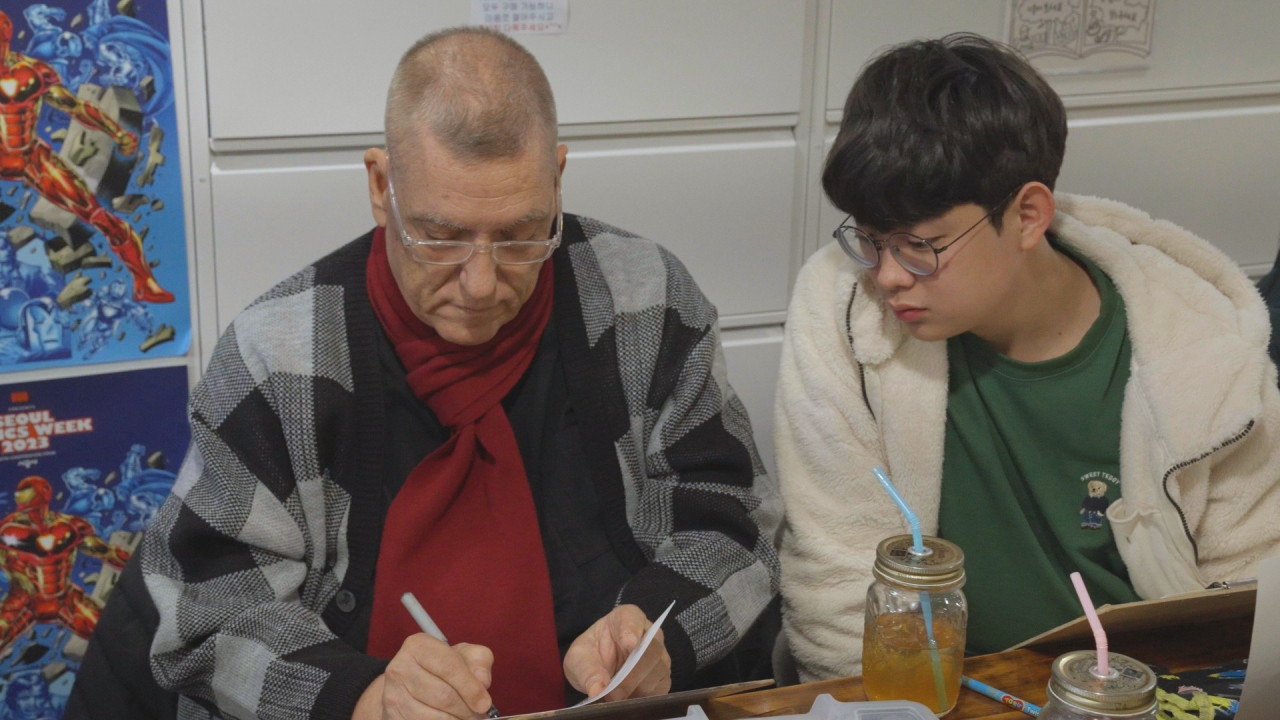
[705,617,1253,720]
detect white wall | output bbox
[179,0,1280,474]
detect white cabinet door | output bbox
[204,0,807,140]
[826,0,1010,111]
[562,130,797,318]
[723,325,785,477]
[1059,107,1280,271]
[210,157,373,326]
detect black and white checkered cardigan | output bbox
[142,215,782,720]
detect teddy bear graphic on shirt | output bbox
[1079,479,1111,530]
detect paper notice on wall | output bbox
[1008,0,1154,61]
[472,0,569,35]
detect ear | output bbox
[366,147,390,228]
[556,143,568,177]
[1012,182,1056,252]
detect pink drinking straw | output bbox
[1070,571,1110,676]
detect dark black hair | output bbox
[822,33,1067,231]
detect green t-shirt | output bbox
[938,241,1142,655]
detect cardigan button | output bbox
[335,589,357,613]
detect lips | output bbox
[890,305,926,322]
[453,305,497,316]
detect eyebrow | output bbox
[855,224,946,243]
[408,208,550,234]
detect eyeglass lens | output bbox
[406,241,554,265]
[836,227,939,275]
[387,157,560,266]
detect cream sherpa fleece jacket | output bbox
[775,193,1280,682]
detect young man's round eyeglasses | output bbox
[385,159,562,266]
[832,188,1019,276]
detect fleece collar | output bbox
[849,193,1269,461]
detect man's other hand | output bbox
[563,604,673,702]
[354,635,495,720]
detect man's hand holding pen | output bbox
[354,634,497,720]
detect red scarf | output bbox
[365,227,564,714]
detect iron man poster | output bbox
[0,0,190,371]
[0,366,187,717]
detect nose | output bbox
[871,248,916,295]
[457,245,499,302]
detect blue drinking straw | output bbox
[918,592,946,705]
[873,466,948,711]
[873,466,923,552]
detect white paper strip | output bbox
[1237,554,1280,719]
[573,601,676,708]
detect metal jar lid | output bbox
[1048,651,1157,716]
[871,535,965,591]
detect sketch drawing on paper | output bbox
[1009,0,1155,60]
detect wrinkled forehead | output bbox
[388,161,558,229]
[391,129,557,188]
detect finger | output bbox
[630,652,672,699]
[454,643,495,689]
[382,683,464,720]
[405,636,493,716]
[387,659,478,720]
[583,665,612,699]
[606,629,664,701]
[597,618,619,670]
[606,651,656,701]
[564,641,612,698]
[608,606,650,655]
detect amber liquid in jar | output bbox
[862,612,965,714]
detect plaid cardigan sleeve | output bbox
[142,271,386,720]
[564,219,783,689]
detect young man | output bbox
[775,33,1280,680]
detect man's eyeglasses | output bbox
[386,160,562,266]
[832,188,1019,276]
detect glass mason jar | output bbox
[1039,651,1158,720]
[862,535,967,716]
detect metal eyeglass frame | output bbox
[832,187,1020,276]
[385,156,563,266]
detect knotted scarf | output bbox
[365,226,563,713]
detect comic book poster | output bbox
[0,366,188,717]
[0,0,191,372]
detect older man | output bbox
[67,26,779,720]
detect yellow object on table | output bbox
[1156,688,1235,720]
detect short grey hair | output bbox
[385,26,558,166]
